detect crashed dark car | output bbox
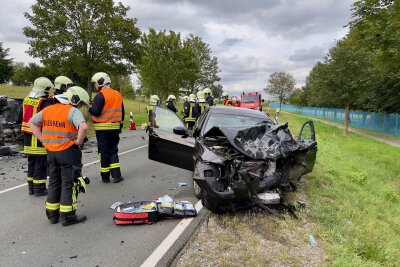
[148,106,317,213]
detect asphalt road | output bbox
[0,130,203,267]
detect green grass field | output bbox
[278,112,400,266]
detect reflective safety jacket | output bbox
[21,97,43,134]
[184,103,196,123]
[224,99,232,106]
[92,88,123,130]
[21,97,47,155]
[41,104,78,152]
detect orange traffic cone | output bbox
[129,112,136,130]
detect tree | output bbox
[288,87,308,106]
[138,29,199,100]
[111,74,135,99]
[210,84,223,97]
[306,38,374,135]
[265,72,296,110]
[0,42,13,83]
[184,35,220,92]
[23,0,141,98]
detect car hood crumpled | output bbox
[204,123,313,160]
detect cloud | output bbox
[1,0,354,95]
[220,38,243,47]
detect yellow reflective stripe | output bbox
[24,146,47,155]
[93,122,120,130]
[60,205,73,213]
[110,163,120,169]
[27,177,33,181]
[46,202,60,211]
[33,179,47,184]
[100,167,110,172]
[72,182,77,211]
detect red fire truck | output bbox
[239,92,264,111]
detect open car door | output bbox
[297,120,317,175]
[148,106,195,171]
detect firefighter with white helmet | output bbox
[203,87,214,106]
[183,93,199,129]
[89,72,124,184]
[29,86,89,226]
[147,94,160,126]
[54,76,74,95]
[222,91,232,106]
[166,94,177,113]
[21,77,54,196]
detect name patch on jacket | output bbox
[43,120,66,128]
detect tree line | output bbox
[0,0,221,100]
[289,0,400,116]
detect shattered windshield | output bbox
[204,113,273,133]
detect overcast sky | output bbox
[0,0,354,97]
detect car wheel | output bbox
[193,180,202,199]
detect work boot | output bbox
[113,176,124,183]
[46,210,60,224]
[34,183,48,197]
[102,178,110,183]
[61,211,87,226]
[28,181,34,195]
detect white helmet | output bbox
[222,91,229,97]
[30,77,54,98]
[150,95,160,105]
[65,86,90,106]
[167,94,176,101]
[54,76,74,92]
[189,93,196,102]
[91,72,111,87]
[203,87,212,95]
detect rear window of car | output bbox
[203,113,273,133]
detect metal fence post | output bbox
[395,113,399,136]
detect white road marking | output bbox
[0,144,148,195]
[140,201,203,267]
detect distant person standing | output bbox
[183,94,198,129]
[146,95,160,126]
[166,94,177,113]
[89,72,124,183]
[203,88,214,106]
[21,77,53,196]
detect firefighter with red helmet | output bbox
[21,77,53,196]
[89,72,124,183]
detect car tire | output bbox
[193,180,202,199]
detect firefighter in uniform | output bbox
[89,72,124,184]
[194,90,207,116]
[183,94,198,129]
[28,86,89,226]
[166,95,177,113]
[53,76,74,95]
[222,91,232,106]
[146,95,160,126]
[203,88,214,106]
[21,77,53,196]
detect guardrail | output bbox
[269,102,400,136]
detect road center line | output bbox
[0,144,148,195]
[140,201,203,267]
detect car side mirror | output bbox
[274,108,280,124]
[173,126,189,137]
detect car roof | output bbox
[208,106,268,118]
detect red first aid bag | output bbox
[113,201,159,225]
